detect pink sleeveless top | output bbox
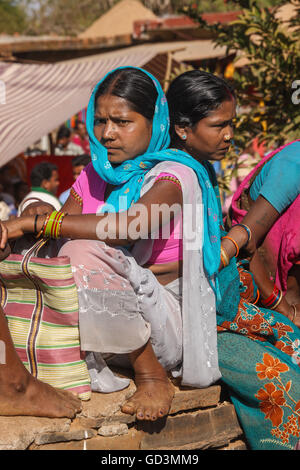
[71,163,182,264]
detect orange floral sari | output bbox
[217,264,300,450]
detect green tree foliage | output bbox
[181,0,300,191]
[0,0,27,34]
[183,0,300,149]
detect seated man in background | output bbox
[18,161,61,215]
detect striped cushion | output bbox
[0,240,91,400]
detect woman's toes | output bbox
[136,407,145,420]
[144,407,153,420]
[121,401,135,415]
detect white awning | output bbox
[0,43,181,167]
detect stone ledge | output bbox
[0,381,246,451]
[140,403,243,450]
[0,417,71,450]
[170,385,221,414]
[31,428,143,451]
[34,428,97,446]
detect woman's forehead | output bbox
[95,94,133,114]
[205,99,236,122]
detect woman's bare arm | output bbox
[61,194,82,215]
[241,195,280,246]
[1,179,182,247]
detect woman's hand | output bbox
[21,201,56,216]
[0,217,32,245]
[0,224,11,260]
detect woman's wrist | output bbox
[31,214,47,236]
[221,225,250,262]
[228,224,249,248]
[21,216,36,234]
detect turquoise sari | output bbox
[87,66,299,450]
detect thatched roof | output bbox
[79,0,157,39]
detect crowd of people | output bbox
[0,66,299,451]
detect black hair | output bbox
[166,70,235,139]
[56,125,71,141]
[94,68,158,121]
[72,154,91,168]
[30,162,58,187]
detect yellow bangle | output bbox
[271,291,283,311]
[222,236,240,257]
[220,246,230,267]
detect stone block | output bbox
[32,428,142,450]
[34,428,96,445]
[140,403,243,450]
[170,385,221,414]
[105,411,136,425]
[0,417,70,450]
[98,423,128,437]
[70,416,105,430]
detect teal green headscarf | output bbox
[86,66,227,285]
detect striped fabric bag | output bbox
[0,239,91,400]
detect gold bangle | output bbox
[222,236,239,257]
[220,246,230,267]
[271,290,283,310]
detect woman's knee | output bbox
[59,239,106,265]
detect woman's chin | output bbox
[211,150,229,161]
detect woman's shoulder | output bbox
[151,161,197,179]
[270,140,300,167]
[80,161,105,181]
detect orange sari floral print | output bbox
[256,353,289,380]
[255,353,300,445]
[256,382,286,427]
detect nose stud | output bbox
[224,134,231,142]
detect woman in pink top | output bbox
[2,67,243,422]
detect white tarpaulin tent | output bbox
[0,43,181,167]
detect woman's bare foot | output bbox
[0,303,82,418]
[121,372,174,421]
[121,340,174,421]
[0,369,82,418]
